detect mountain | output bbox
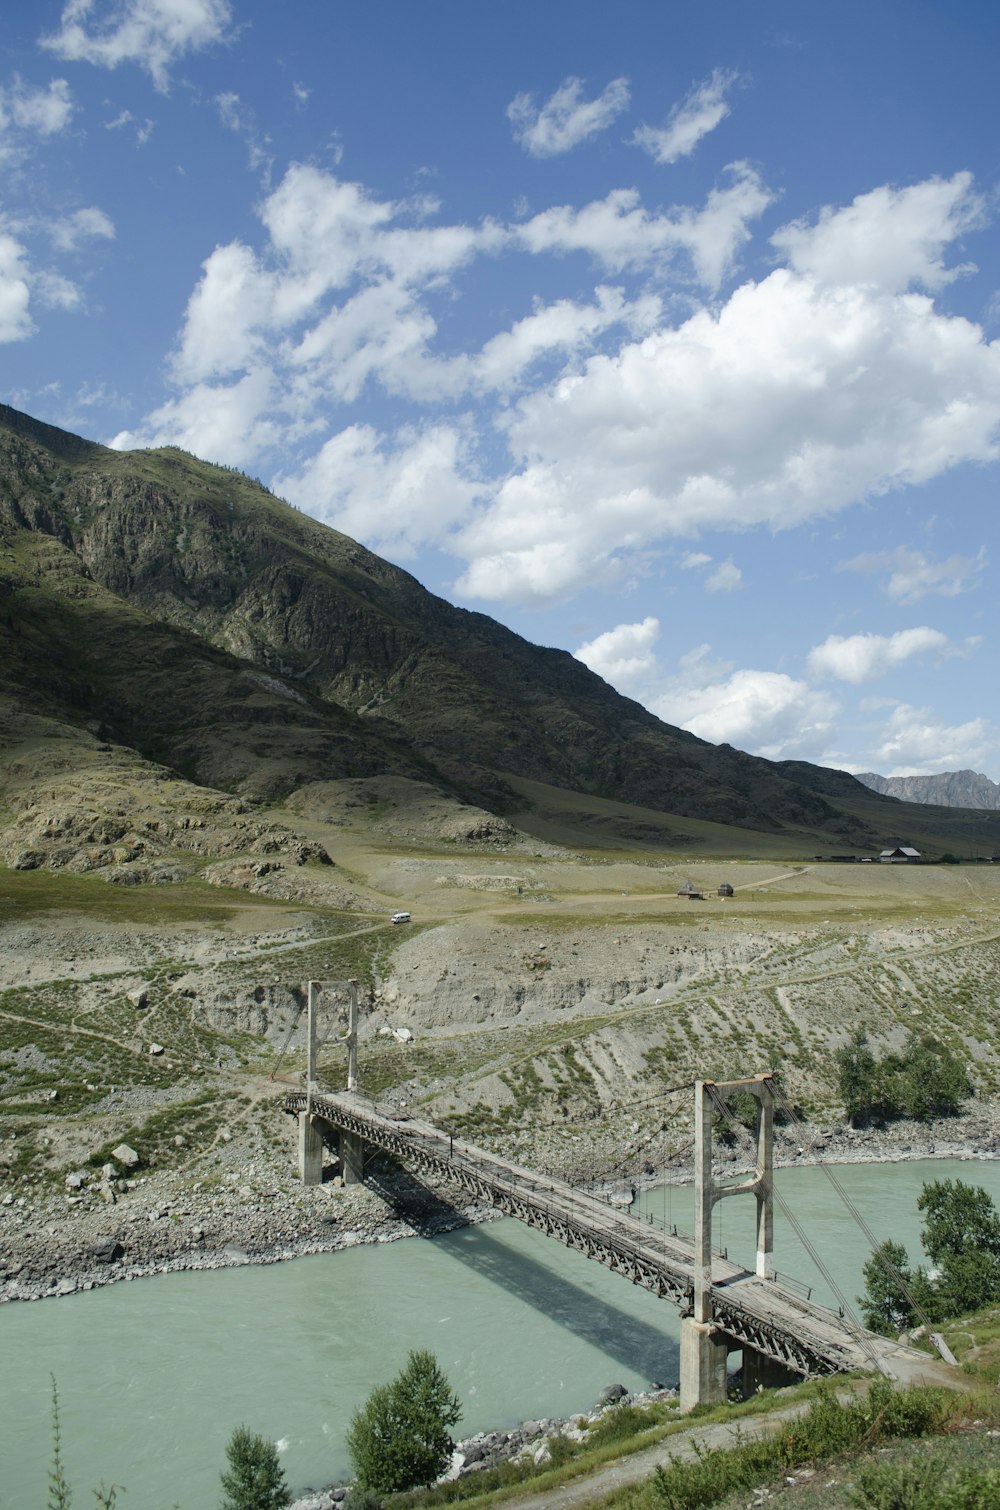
[856,770,1000,810]
[2,402,997,859]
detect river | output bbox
[4,1156,998,1509]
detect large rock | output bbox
[110,1143,140,1168]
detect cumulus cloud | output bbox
[273,422,482,559]
[41,0,232,91]
[0,231,34,341]
[632,69,739,164]
[872,701,992,774]
[507,76,630,157]
[653,665,839,760]
[572,625,837,760]
[705,559,741,592]
[516,162,773,288]
[575,616,661,689]
[0,76,73,144]
[838,544,988,603]
[49,206,115,252]
[455,217,1000,604]
[680,551,711,570]
[807,627,955,684]
[111,367,278,465]
[772,173,983,294]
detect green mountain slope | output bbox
[2,402,996,853]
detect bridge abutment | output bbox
[298,1112,324,1186]
[679,1319,729,1413]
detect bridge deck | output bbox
[285,1089,927,1382]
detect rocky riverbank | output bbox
[287,1382,682,1510]
[4,1105,1000,1306]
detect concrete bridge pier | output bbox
[741,1345,798,1397]
[679,1319,729,1411]
[339,1128,364,1185]
[298,1112,324,1186]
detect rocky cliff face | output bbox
[856,770,1000,811]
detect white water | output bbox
[3,1157,998,1509]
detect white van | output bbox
[391,911,411,924]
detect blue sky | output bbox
[4,0,1000,780]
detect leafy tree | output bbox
[219,1425,290,1510]
[347,1349,462,1494]
[898,1037,971,1120]
[836,1029,879,1125]
[859,1179,1000,1331]
[918,1179,1000,1265]
[858,1240,916,1335]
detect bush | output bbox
[851,1452,1000,1508]
[652,1381,945,1510]
[836,1032,970,1126]
[219,1424,290,1510]
[347,1350,462,1494]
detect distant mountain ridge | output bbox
[856,770,1000,810]
[2,401,998,856]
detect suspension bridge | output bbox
[277,981,949,1412]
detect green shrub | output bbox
[851,1452,1000,1508]
[652,1381,945,1510]
[219,1424,290,1510]
[347,1350,462,1494]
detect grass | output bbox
[0,865,290,925]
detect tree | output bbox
[835,1029,879,1125]
[859,1179,1000,1332]
[219,1425,290,1510]
[347,1349,462,1494]
[897,1037,971,1121]
[918,1179,1000,1265]
[858,1240,916,1336]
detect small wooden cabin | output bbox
[677,879,704,900]
[718,882,734,897]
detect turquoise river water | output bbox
[3,1156,999,1508]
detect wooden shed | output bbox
[677,879,704,900]
[718,882,734,898]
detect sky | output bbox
[3,0,1000,782]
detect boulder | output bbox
[599,1383,629,1406]
[126,987,149,1009]
[111,1143,140,1169]
[89,1240,124,1264]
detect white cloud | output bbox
[705,558,741,592]
[873,702,992,775]
[41,0,232,91]
[507,76,630,157]
[0,77,74,143]
[110,367,277,465]
[273,422,482,559]
[807,627,953,684]
[49,206,116,252]
[839,544,987,603]
[680,551,711,569]
[772,173,983,294]
[456,198,1000,604]
[516,162,773,288]
[572,624,836,760]
[652,666,839,761]
[575,616,661,689]
[0,231,34,341]
[632,69,739,164]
